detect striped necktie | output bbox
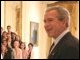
[49,43,55,54]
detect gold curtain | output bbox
[15,2,22,38]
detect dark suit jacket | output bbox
[3,47,12,59]
[48,32,79,59]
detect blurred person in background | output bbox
[1,40,12,59]
[27,43,34,59]
[20,42,28,59]
[12,40,22,59]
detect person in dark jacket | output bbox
[44,6,79,59]
[1,40,12,59]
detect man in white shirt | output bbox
[44,6,79,59]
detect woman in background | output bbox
[20,42,28,59]
[1,31,7,41]
[27,43,34,59]
[12,40,22,59]
[1,40,12,59]
[1,44,6,59]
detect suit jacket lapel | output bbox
[48,32,70,59]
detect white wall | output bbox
[22,1,49,59]
[77,1,79,39]
[1,1,4,28]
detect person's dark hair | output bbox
[1,40,8,48]
[1,43,3,52]
[12,40,20,48]
[20,42,26,49]
[2,31,7,34]
[7,25,11,28]
[28,43,33,47]
[1,43,7,53]
[1,40,8,44]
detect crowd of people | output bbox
[1,26,33,59]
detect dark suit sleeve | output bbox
[59,46,79,59]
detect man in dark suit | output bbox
[44,6,79,59]
[7,25,16,48]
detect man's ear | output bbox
[62,18,68,27]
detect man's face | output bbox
[44,10,65,38]
[7,26,11,32]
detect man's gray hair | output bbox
[46,6,70,27]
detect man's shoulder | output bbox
[62,32,78,44]
[61,32,79,51]
[59,32,79,51]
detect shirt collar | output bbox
[54,28,69,46]
[49,28,69,56]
